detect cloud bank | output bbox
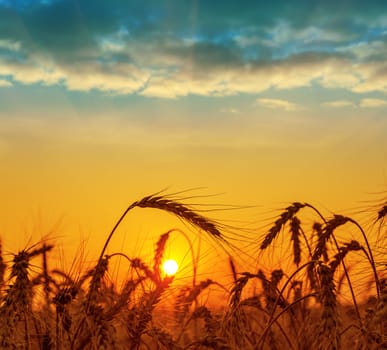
[0,0,386,99]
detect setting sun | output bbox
[162,259,179,276]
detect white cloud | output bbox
[359,98,387,108]
[0,55,149,94]
[140,56,358,98]
[351,61,387,93]
[318,66,361,90]
[0,54,65,85]
[0,37,387,98]
[0,79,12,87]
[322,100,355,108]
[64,62,149,94]
[256,98,301,111]
[141,70,234,98]
[0,39,20,51]
[295,26,348,44]
[95,27,131,54]
[98,39,125,53]
[263,22,349,48]
[0,55,364,97]
[338,41,387,61]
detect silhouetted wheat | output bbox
[290,217,302,266]
[313,215,349,262]
[0,239,5,288]
[317,263,340,350]
[377,203,387,222]
[0,192,385,349]
[153,231,170,282]
[329,240,362,272]
[228,256,238,283]
[0,245,52,349]
[260,202,306,250]
[128,277,173,350]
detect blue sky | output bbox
[0,1,386,255]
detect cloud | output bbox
[0,46,386,98]
[0,53,149,93]
[322,98,387,108]
[338,40,387,61]
[0,79,11,87]
[351,61,387,93]
[264,22,350,49]
[256,98,301,111]
[0,39,20,51]
[0,1,386,98]
[359,98,387,108]
[64,62,149,94]
[322,100,355,108]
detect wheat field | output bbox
[0,194,385,349]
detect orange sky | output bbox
[0,107,385,280]
[0,0,386,288]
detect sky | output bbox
[0,0,386,274]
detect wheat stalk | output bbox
[134,195,223,238]
[72,256,111,349]
[130,257,154,281]
[260,202,306,250]
[313,215,349,262]
[229,273,254,310]
[128,277,172,350]
[0,238,5,288]
[313,222,328,261]
[176,279,215,322]
[377,203,387,222]
[258,269,287,311]
[146,327,182,350]
[256,293,316,350]
[86,255,110,309]
[317,263,341,350]
[368,278,387,339]
[191,306,219,336]
[0,249,33,349]
[228,256,238,283]
[329,240,362,272]
[104,278,143,321]
[153,231,170,282]
[53,286,78,350]
[98,194,225,271]
[290,217,302,266]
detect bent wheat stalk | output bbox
[98,194,225,266]
[260,202,305,250]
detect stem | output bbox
[98,202,137,264]
[304,203,328,224]
[257,293,317,349]
[330,233,362,328]
[348,218,380,298]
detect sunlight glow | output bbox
[162,259,179,276]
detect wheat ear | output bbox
[290,217,302,266]
[98,194,224,267]
[0,238,5,288]
[153,231,170,282]
[260,202,305,250]
[317,263,341,350]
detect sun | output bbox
[162,259,179,276]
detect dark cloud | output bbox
[1,0,386,45]
[0,0,386,97]
[165,41,242,69]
